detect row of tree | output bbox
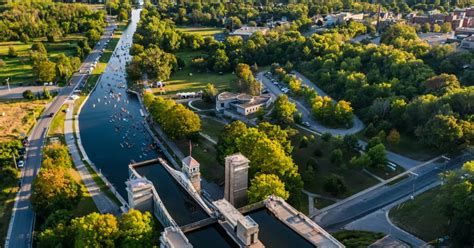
[143,93,201,139]
[38,210,156,247]
[0,2,106,42]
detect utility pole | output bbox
[6,77,10,91]
[12,153,17,169]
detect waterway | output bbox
[248,209,314,248]
[79,8,157,198]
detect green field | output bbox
[176,26,225,37]
[292,127,379,198]
[157,50,238,96]
[48,104,68,137]
[200,116,225,142]
[0,35,85,86]
[389,187,447,242]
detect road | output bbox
[312,153,473,231]
[256,71,365,136]
[5,22,117,248]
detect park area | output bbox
[0,35,85,86]
[389,187,447,242]
[155,50,238,96]
[292,127,380,198]
[0,99,49,142]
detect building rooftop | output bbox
[225,153,250,166]
[161,226,192,248]
[230,26,269,36]
[182,156,200,169]
[214,199,258,229]
[264,196,344,248]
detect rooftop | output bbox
[264,196,344,248]
[230,26,269,36]
[214,199,258,229]
[161,227,192,248]
[225,153,250,166]
[182,156,200,169]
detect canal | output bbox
[79,8,157,198]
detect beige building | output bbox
[216,92,272,116]
[230,26,269,39]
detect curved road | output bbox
[5,22,117,248]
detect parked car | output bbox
[18,160,24,168]
[302,121,310,127]
[49,113,54,118]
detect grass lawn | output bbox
[0,171,19,245]
[314,197,336,209]
[385,134,440,161]
[176,26,225,37]
[156,50,237,96]
[332,230,385,248]
[48,104,68,137]
[389,187,447,242]
[0,35,85,86]
[68,168,99,217]
[0,99,49,142]
[200,116,225,142]
[292,127,379,198]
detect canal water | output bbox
[79,8,158,197]
[248,209,314,248]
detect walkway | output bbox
[65,102,121,215]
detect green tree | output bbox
[71,213,120,247]
[32,55,56,82]
[418,114,464,151]
[366,144,387,169]
[31,167,82,219]
[119,210,154,247]
[162,103,201,139]
[140,47,177,81]
[212,48,230,72]
[440,22,452,33]
[8,46,17,57]
[387,129,401,145]
[432,23,441,33]
[202,83,218,103]
[438,161,474,246]
[273,95,296,125]
[248,174,289,203]
[330,149,344,165]
[32,42,47,54]
[23,90,35,100]
[323,174,347,196]
[422,23,431,33]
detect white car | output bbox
[302,121,310,127]
[18,160,24,168]
[282,88,290,93]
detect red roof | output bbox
[182,156,200,169]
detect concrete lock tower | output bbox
[224,153,250,208]
[182,155,201,193]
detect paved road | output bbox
[0,86,60,100]
[344,182,439,247]
[5,22,117,248]
[65,102,121,215]
[257,71,365,136]
[312,153,473,231]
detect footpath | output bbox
[65,102,121,215]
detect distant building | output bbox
[216,92,272,116]
[229,26,269,39]
[224,153,250,208]
[324,12,364,26]
[461,35,474,49]
[181,156,201,193]
[410,7,474,30]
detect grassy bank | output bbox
[389,187,447,242]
